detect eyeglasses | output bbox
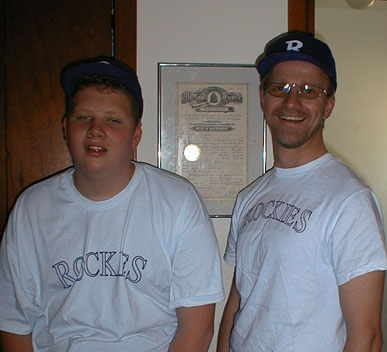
[265,83,329,100]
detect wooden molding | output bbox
[288,0,315,33]
[115,0,137,70]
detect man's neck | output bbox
[273,144,328,169]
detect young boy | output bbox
[0,56,224,352]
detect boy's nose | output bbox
[87,120,105,138]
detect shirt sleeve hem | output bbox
[169,291,225,309]
[337,265,387,286]
[0,322,32,335]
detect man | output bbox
[217,32,387,352]
[0,56,224,351]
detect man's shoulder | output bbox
[319,154,370,192]
[238,167,274,199]
[233,154,373,212]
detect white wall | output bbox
[315,1,387,349]
[137,1,287,350]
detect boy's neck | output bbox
[72,163,135,201]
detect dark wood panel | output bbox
[2,0,113,233]
[288,0,315,33]
[1,0,137,234]
[0,0,6,233]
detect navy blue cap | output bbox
[60,56,143,117]
[257,32,337,91]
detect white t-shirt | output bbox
[0,162,224,351]
[225,153,387,352]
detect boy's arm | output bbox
[339,270,385,352]
[217,272,240,352]
[0,331,34,352]
[168,304,215,352]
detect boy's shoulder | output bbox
[16,168,73,205]
[134,161,197,190]
[133,162,206,207]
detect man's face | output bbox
[260,60,335,153]
[63,86,142,184]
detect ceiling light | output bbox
[345,0,375,9]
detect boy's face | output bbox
[63,86,142,185]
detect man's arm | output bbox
[217,272,240,352]
[168,303,215,352]
[339,270,385,352]
[0,331,34,352]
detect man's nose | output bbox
[282,86,302,107]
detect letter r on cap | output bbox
[285,40,303,52]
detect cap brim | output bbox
[258,52,336,89]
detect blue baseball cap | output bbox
[60,56,143,117]
[257,32,337,91]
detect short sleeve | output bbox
[329,189,387,286]
[224,195,243,267]
[0,209,41,334]
[169,189,224,309]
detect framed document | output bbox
[157,63,266,217]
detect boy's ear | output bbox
[61,114,68,140]
[132,121,142,149]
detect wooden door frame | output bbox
[115,0,137,69]
[288,0,315,33]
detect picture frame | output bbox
[157,63,266,217]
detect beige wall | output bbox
[137,1,286,350]
[316,0,387,349]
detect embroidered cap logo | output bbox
[285,40,303,52]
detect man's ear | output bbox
[61,114,68,141]
[323,95,335,120]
